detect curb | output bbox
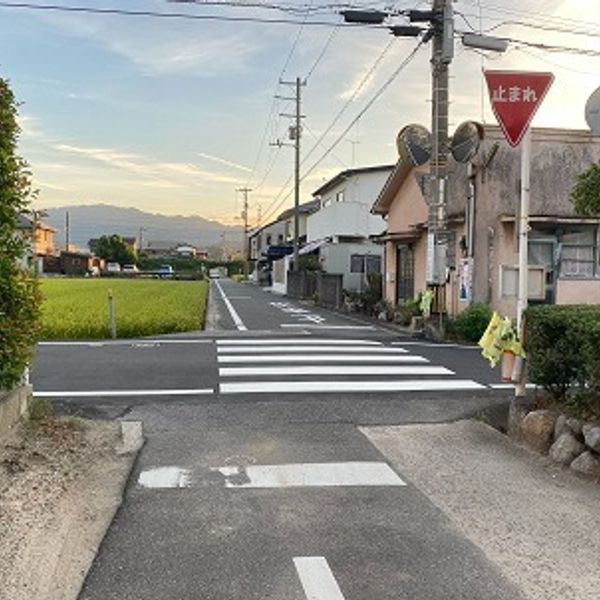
[116,420,145,456]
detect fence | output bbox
[287,270,343,309]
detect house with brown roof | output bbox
[372,126,600,317]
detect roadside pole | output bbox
[108,288,117,339]
[515,127,531,397]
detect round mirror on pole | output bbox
[396,124,432,166]
[450,121,484,163]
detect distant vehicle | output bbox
[158,264,174,278]
[106,262,121,273]
[209,267,227,279]
[122,264,139,274]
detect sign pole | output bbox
[515,126,531,397]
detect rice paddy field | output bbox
[40,278,209,339]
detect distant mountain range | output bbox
[42,204,243,251]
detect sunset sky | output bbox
[0,0,598,226]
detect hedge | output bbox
[446,302,493,342]
[525,305,600,408]
[0,78,41,391]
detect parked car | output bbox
[209,266,227,279]
[158,264,174,278]
[122,264,139,275]
[106,262,121,274]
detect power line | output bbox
[259,35,397,223]
[261,37,424,223]
[0,1,387,26]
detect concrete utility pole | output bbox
[275,77,305,271]
[428,0,453,285]
[65,210,70,251]
[237,187,252,278]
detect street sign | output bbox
[484,70,554,147]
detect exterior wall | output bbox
[308,170,392,242]
[556,279,600,304]
[250,220,287,261]
[383,169,428,307]
[320,241,383,291]
[472,128,600,317]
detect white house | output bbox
[304,165,394,290]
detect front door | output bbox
[396,244,414,303]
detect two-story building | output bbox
[304,165,394,291]
[372,126,600,317]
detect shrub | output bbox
[525,305,600,413]
[394,297,421,326]
[447,302,492,342]
[0,78,41,391]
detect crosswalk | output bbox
[216,338,485,394]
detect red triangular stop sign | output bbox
[484,70,554,147]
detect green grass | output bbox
[40,278,209,339]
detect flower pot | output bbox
[501,350,516,382]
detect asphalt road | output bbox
[30,280,521,600]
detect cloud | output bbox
[52,142,244,185]
[197,152,252,173]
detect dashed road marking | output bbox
[294,557,346,600]
[213,461,406,488]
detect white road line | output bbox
[214,279,247,331]
[33,389,214,398]
[489,383,539,389]
[213,462,406,488]
[220,365,445,377]
[38,339,214,347]
[138,467,191,489]
[294,557,346,600]
[218,354,423,364]
[220,379,486,394]
[217,346,408,354]
[280,324,376,330]
[216,339,382,346]
[391,341,478,349]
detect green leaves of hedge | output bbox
[0,78,41,391]
[525,305,600,408]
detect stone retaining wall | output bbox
[0,385,32,438]
[512,405,600,479]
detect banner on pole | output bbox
[484,70,554,147]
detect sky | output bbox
[0,0,599,226]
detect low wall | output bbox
[0,384,32,438]
[556,278,600,305]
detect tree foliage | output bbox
[95,234,136,265]
[0,77,41,391]
[571,162,600,216]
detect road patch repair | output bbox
[0,405,143,600]
[361,420,600,600]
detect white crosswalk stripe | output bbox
[216,337,484,395]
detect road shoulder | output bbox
[361,419,600,600]
[0,417,143,600]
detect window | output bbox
[350,254,381,274]
[558,228,598,279]
[336,190,345,203]
[266,234,272,245]
[350,254,364,273]
[322,196,332,208]
[277,234,284,244]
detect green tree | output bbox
[571,162,600,216]
[95,234,136,264]
[0,78,41,390]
